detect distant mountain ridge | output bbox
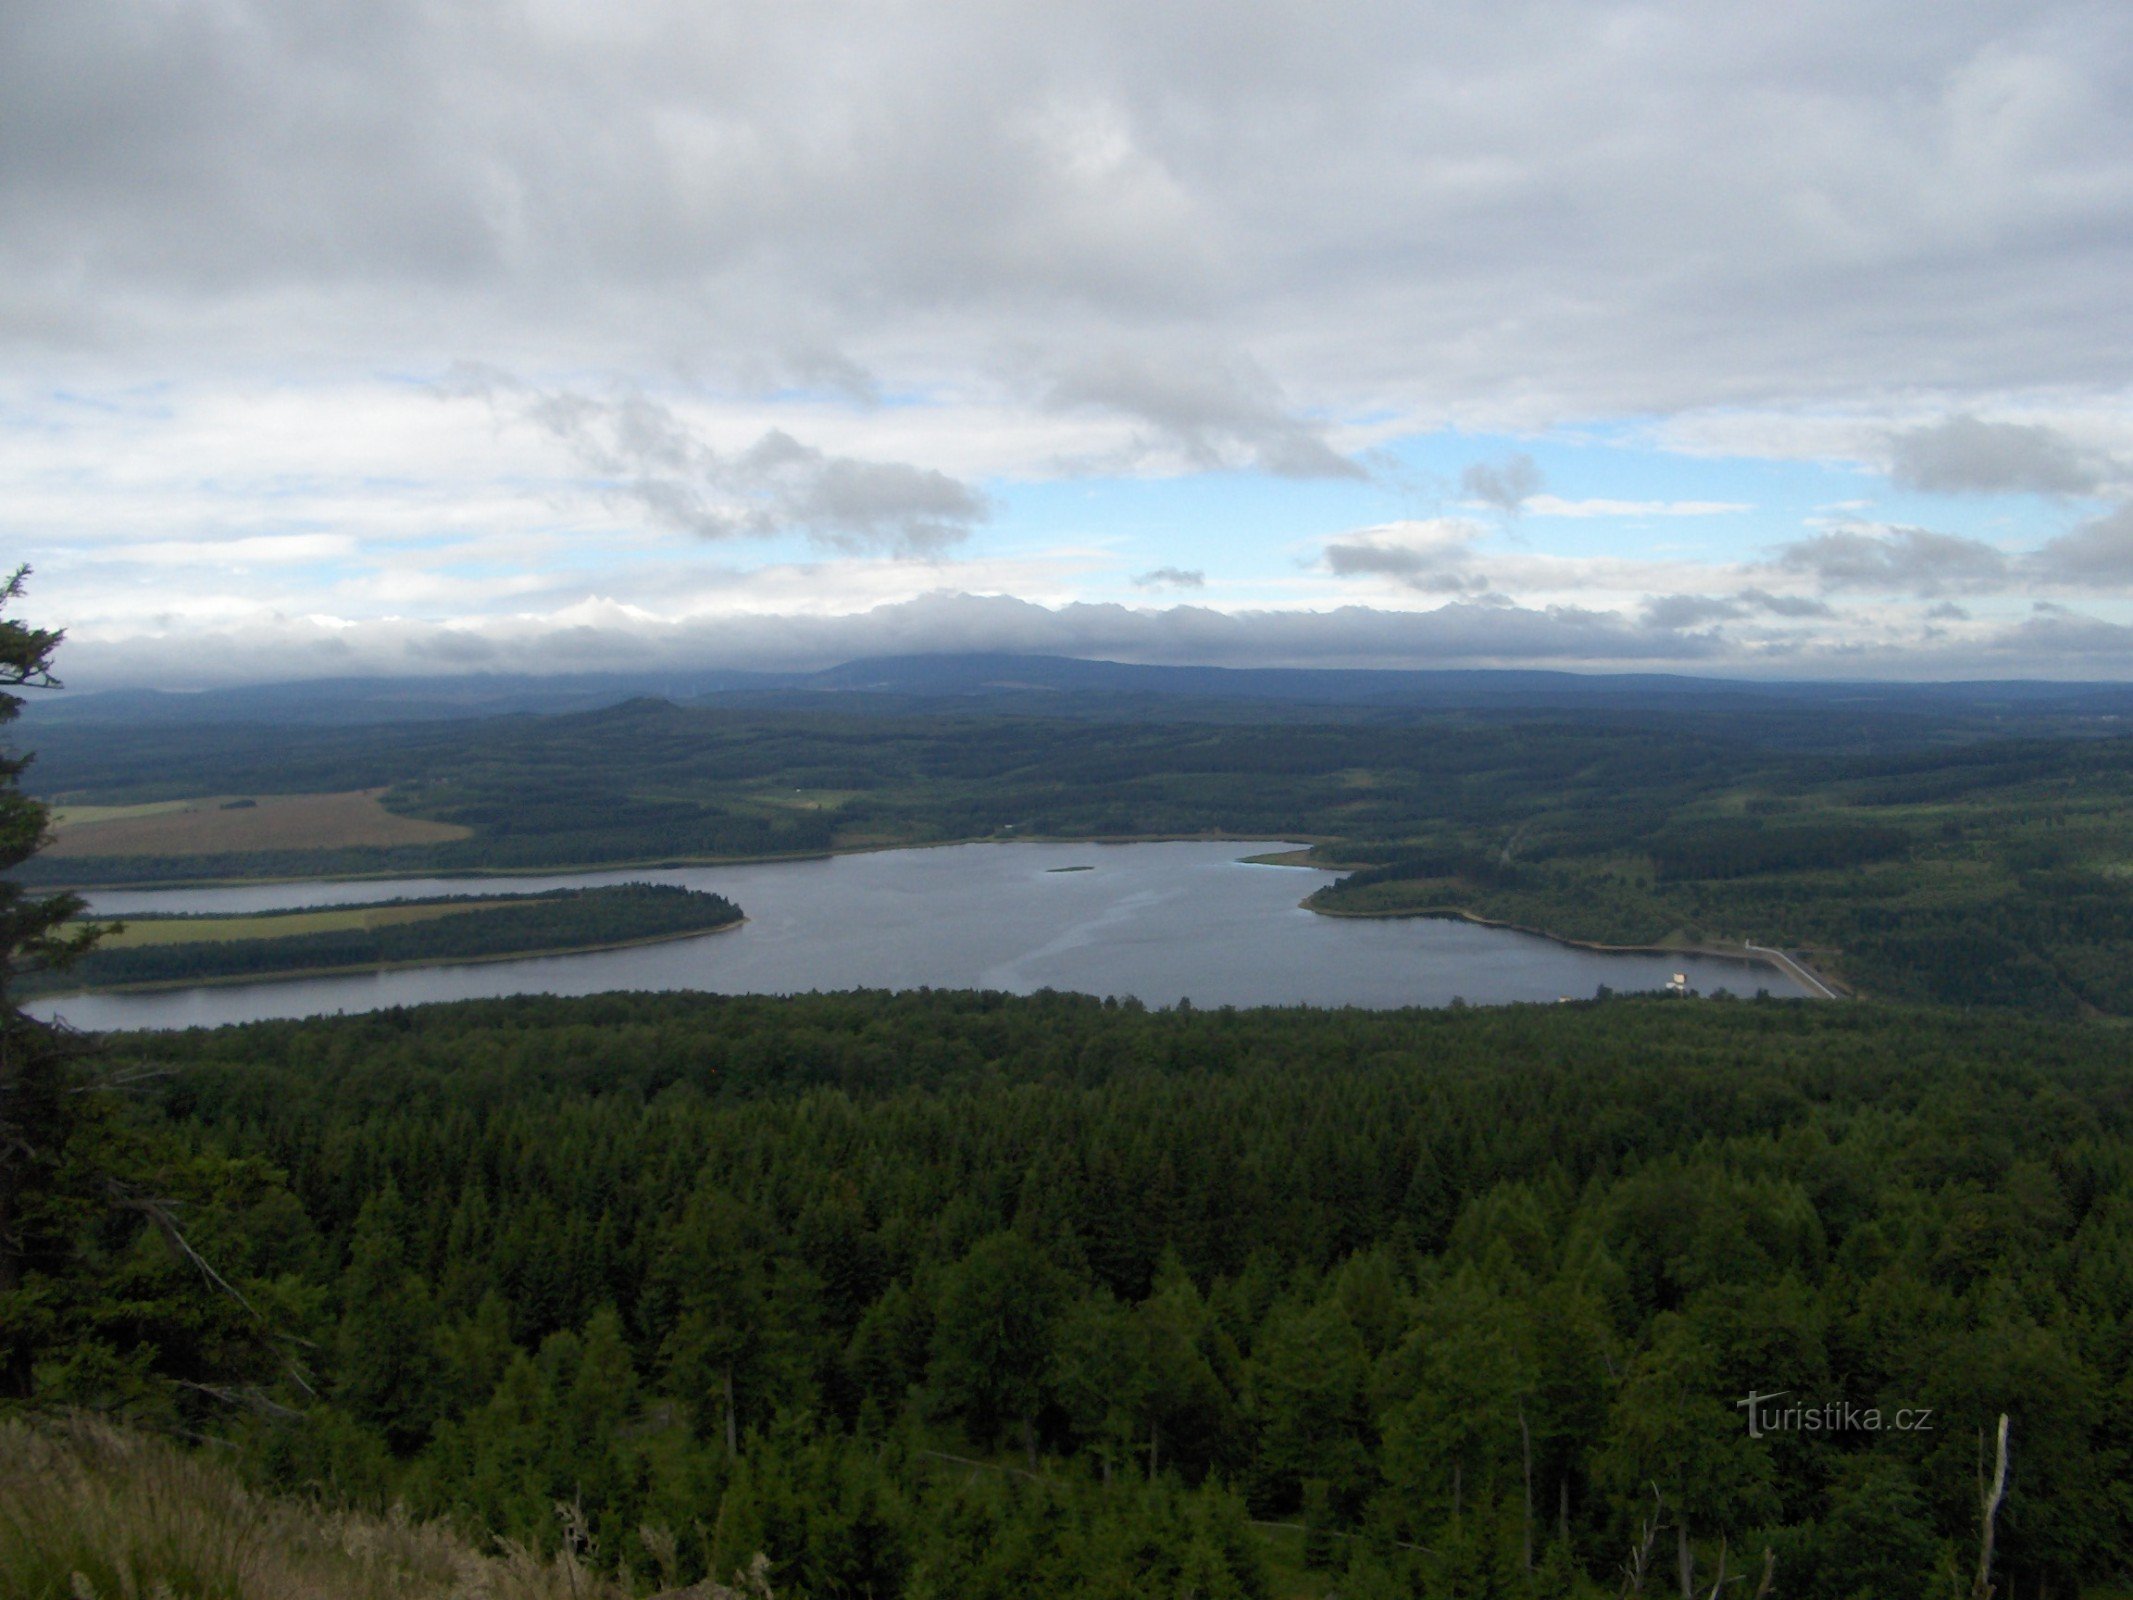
[25,652,2133,729]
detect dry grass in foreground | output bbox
[0,1417,633,1600]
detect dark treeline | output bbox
[34,885,739,994]
[36,991,2133,1598]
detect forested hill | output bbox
[34,991,2133,1598]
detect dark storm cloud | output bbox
[449,369,987,554]
[1886,416,2121,497]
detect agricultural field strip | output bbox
[43,789,470,857]
[48,799,196,827]
[98,899,527,948]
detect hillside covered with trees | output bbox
[16,990,2133,1598]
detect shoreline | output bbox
[28,831,1335,893]
[1306,900,1848,998]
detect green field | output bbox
[100,899,503,947]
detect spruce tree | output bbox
[0,567,104,1397]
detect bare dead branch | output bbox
[1975,1413,2011,1600]
[176,1380,309,1421]
[102,1175,319,1401]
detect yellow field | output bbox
[43,790,470,858]
[97,900,516,949]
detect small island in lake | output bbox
[1046,864,1095,872]
[32,882,741,995]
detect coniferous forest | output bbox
[17,990,2133,1599]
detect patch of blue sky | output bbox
[1157,427,2095,581]
[984,429,1875,580]
[992,468,1394,573]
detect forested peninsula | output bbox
[29,883,740,995]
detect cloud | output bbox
[1132,566,1205,589]
[1046,351,1362,478]
[5,1,2133,430]
[1460,454,1543,515]
[60,590,1729,689]
[1987,607,2133,660]
[1734,588,1834,619]
[1320,519,1489,593]
[13,3,2133,689]
[1640,594,1742,630]
[1640,586,1842,630]
[1886,415,2120,497]
[1774,524,2010,595]
[1924,601,1971,621]
[2031,504,2133,583]
[453,370,987,555]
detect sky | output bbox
[7,0,2133,688]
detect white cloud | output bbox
[1773,524,2013,595]
[5,1,2132,418]
[1044,349,1362,479]
[56,591,1732,689]
[9,2,2133,684]
[1319,519,1491,594]
[452,369,991,555]
[1132,567,1206,589]
[1886,414,2123,496]
[1459,454,1544,516]
[53,584,2133,690]
[2030,504,2133,582]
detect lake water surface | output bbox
[30,840,1807,1030]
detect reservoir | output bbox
[30,840,1809,1031]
